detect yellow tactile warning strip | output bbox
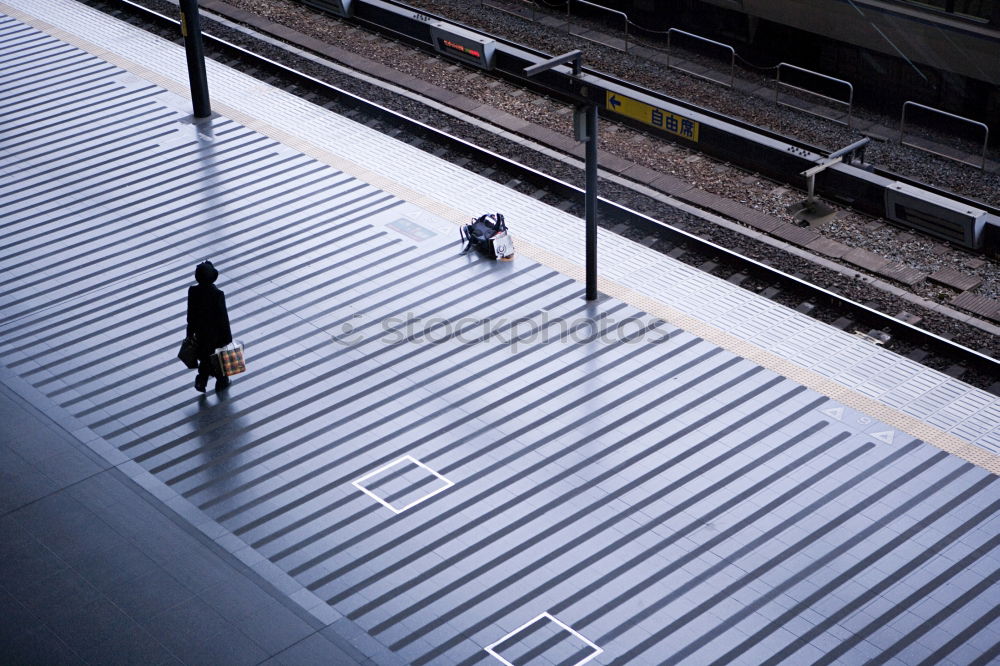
[10,4,998,477]
[517,242,1000,475]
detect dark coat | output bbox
[186,283,232,358]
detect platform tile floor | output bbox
[4,0,1000,458]
[2,3,1000,665]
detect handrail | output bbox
[900,101,989,169]
[569,0,628,53]
[480,0,537,23]
[666,28,734,88]
[775,63,853,127]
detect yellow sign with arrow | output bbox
[605,92,700,142]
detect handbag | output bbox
[178,335,199,369]
[213,341,246,377]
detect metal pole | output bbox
[179,0,211,118]
[522,51,597,300]
[585,102,598,301]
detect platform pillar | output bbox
[179,0,211,118]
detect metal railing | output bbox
[900,101,989,169]
[567,0,628,53]
[666,29,734,88]
[479,0,539,22]
[775,63,853,127]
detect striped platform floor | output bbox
[2,4,1000,666]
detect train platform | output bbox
[2,1,999,665]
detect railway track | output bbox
[283,0,1000,247]
[79,0,1000,390]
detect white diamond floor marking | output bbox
[351,454,455,514]
[485,612,603,666]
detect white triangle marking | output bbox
[871,431,895,444]
[822,407,845,420]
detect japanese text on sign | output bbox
[605,92,699,142]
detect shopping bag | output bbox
[213,341,246,376]
[490,230,514,260]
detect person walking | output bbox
[186,260,233,392]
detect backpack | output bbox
[461,213,514,260]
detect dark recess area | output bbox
[579,0,1000,146]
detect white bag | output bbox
[491,230,515,260]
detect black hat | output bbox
[194,260,218,284]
